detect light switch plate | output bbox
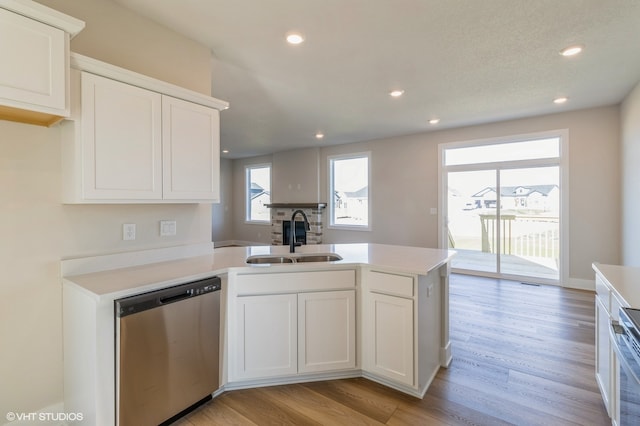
[160,220,177,236]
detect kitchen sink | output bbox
[246,253,343,264]
[246,255,295,264]
[294,253,343,262]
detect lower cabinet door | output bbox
[298,290,356,374]
[367,292,414,386]
[235,294,297,380]
[595,295,612,416]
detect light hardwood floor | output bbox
[174,274,609,425]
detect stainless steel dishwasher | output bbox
[115,276,221,426]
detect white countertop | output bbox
[63,243,455,301]
[593,263,640,308]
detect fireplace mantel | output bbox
[265,203,326,209]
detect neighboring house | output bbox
[334,186,368,222]
[471,185,559,211]
[250,183,270,221]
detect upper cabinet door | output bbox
[81,72,163,200]
[0,8,66,122]
[162,96,220,201]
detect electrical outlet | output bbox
[123,224,136,241]
[160,220,177,236]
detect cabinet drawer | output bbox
[368,271,414,298]
[236,270,356,295]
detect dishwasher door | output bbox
[116,277,221,426]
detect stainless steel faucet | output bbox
[289,209,311,253]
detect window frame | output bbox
[245,163,272,224]
[328,152,372,231]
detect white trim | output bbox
[327,151,372,231]
[70,53,229,110]
[0,0,85,37]
[217,240,270,247]
[567,277,594,291]
[245,163,272,224]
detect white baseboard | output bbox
[567,277,595,291]
[214,240,270,247]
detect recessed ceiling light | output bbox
[553,97,568,104]
[389,90,404,98]
[222,149,229,154]
[286,33,304,45]
[429,118,440,125]
[315,132,324,139]
[560,45,583,57]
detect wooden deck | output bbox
[452,248,559,281]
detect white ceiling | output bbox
[114,0,640,158]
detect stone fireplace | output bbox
[267,203,326,245]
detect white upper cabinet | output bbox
[61,54,228,204]
[0,1,84,126]
[162,96,220,201]
[81,72,163,200]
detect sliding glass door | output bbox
[498,167,559,280]
[447,170,498,274]
[441,134,565,283]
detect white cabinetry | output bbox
[162,96,220,200]
[367,291,414,385]
[229,270,356,383]
[235,294,297,379]
[364,271,415,386]
[79,72,162,200]
[594,272,625,422]
[595,274,613,417]
[298,290,356,374]
[362,268,444,396]
[0,1,83,126]
[62,54,227,204]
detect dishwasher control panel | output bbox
[115,276,221,317]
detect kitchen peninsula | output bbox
[62,243,454,425]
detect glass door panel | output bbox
[498,167,559,280]
[447,170,497,274]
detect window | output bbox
[245,164,271,223]
[329,153,370,229]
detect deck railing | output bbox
[479,214,559,259]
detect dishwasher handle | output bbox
[116,276,221,318]
[160,289,194,304]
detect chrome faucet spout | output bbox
[289,209,311,253]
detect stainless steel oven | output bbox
[610,307,640,425]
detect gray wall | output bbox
[212,158,234,244]
[229,106,621,284]
[622,81,640,265]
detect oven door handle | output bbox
[610,320,640,385]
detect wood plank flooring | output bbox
[174,274,609,425]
